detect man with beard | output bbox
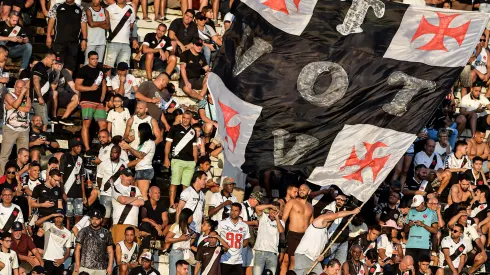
[413,139,452,197]
[294,207,360,275]
[322,191,351,264]
[375,191,403,226]
[96,145,126,227]
[74,209,114,275]
[5,148,29,177]
[60,138,86,230]
[35,209,71,275]
[342,245,368,275]
[28,115,61,165]
[140,24,176,80]
[140,186,169,240]
[404,165,434,203]
[92,129,113,167]
[278,184,298,275]
[465,157,487,186]
[282,184,314,271]
[11,221,43,272]
[115,227,139,275]
[124,101,162,150]
[30,169,63,218]
[435,224,467,275]
[448,174,472,206]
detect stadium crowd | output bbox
[0,0,485,275]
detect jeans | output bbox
[0,42,32,69]
[324,241,348,265]
[202,45,212,65]
[85,44,106,65]
[104,42,131,68]
[427,122,458,149]
[294,253,323,275]
[66,197,83,217]
[253,250,278,275]
[0,127,28,175]
[169,249,191,275]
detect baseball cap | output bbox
[141,252,152,261]
[250,191,263,203]
[222,177,236,186]
[195,11,206,20]
[382,219,401,230]
[89,209,103,219]
[55,208,66,216]
[32,266,46,274]
[192,37,203,46]
[411,194,425,208]
[12,221,23,231]
[117,62,129,71]
[121,168,134,177]
[69,137,83,147]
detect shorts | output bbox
[66,197,83,217]
[80,101,107,121]
[135,168,154,180]
[287,231,304,256]
[58,90,76,108]
[466,249,476,266]
[179,75,205,90]
[139,54,168,72]
[3,0,24,7]
[242,246,255,267]
[52,42,79,72]
[170,159,196,186]
[167,0,180,8]
[441,267,469,275]
[294,253,323,275]
[99,195,112,219]
[477,115,489,130]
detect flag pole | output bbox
[306,200,368,274]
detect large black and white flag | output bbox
[208,0,488,201]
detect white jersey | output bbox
[96,159,126,197]
[0,203,24,232]
[444,153,471,170]
[43,221,72,261]
[112,74,137,99]
[414,151,444,171]
[87,7,107,45]
[376,234,394,258]
[118,240,138,263]
[218,218,250,265]
[112,182,143,226]
[439,236,467,268]
[472,48,488,74]
[254,213,284,254]
[462,225,479,251]
[0,249,18,275]
[107,108,131,138]
[129,115,153,149]
[106,3,135,44]
[180,186,205,233]
[23,177,43,192]
[295,224,330,261]
[208,191,238,221]
[460,94,490,118]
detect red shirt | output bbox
[11,234,36,256]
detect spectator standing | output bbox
[111,62,137,111]
[35,209,71,275]
[85,0,110,64]
[166,208,194,275]
[111,168,144,227]
[140,186,169,240]
[134,73,172,126]
[176,171,206,234]
[115,227,139,275]
[169,9,198,55]
[30,169,63,218]
[11,222,43,271]
[0,188,23,232]
[121,123,156,201]
[217,203,250,275]
[96,144,126,226]
[404,195,439,266]
[75,51,107,153]
[30,53,55,130]
[46,0,87,74]
[107,94,131,138]
[0,11,31,70]
[0,232,19,275]
[141,24,177,80]
[165,111,198,210]
[179,38,210,100]
[74,209,114,275]
[194,229,229,275]
[128,252,159,275]
[323,192,351,264]
[124,101,161,150]
[253,202,285,275]
[105,0,135,68]
[207,177,238,221]
[0,80,30,175]
[59,138,86,229]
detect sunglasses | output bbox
[452,230,461,233]
[6,171,15,174]
[481,39,486,42]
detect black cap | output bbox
[121,168,134,177]
[89,209,102,219]
[192,37,203,46]
[32,266,46,274]
[70,137,83,147]
[12,221,23,231]
[117,62,129,71]
[195,12,206,20]
[55,208,66,216]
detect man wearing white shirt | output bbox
[97,145,127,227]
[0,188,23,233]
[105,0,135,68]
[457,82,490,137]
[208,177,237,221]
[0,232,19,275]
[112,168,144,227]
[176,171,206,233]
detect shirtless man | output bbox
[282,184,314,272]
[279,184,299,275]
[448,173,473,205]
[467,129,490,171]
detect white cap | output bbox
[141,252,152,261]
[411,194,424,208]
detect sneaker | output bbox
[51,118,59,124]
[59,118,74,126]
[168,206,176,214]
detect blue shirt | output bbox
[405,207,438,249]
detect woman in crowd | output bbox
[166,208,194,275]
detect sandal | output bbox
[143,17,152,22]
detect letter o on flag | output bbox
[297,61,348,107]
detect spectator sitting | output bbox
[179,38,210,100]
[11,222,44,272]
[169,9,198,56]
[458,81,490,138]
[140,24,177,80]
[28,115,61,166]
[111,62,138,112]
[195,11,222,64]
[49,60,79,126]
[444,140,471,180]
[467,129,489,167]
[434,129,451,160]
[0,11,32,71]
[198,94,217,130]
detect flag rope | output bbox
[306,200,368,274]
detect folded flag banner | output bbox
[208,0,488,201]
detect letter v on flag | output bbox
[241,0,318,35]
[383,6,488,67]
